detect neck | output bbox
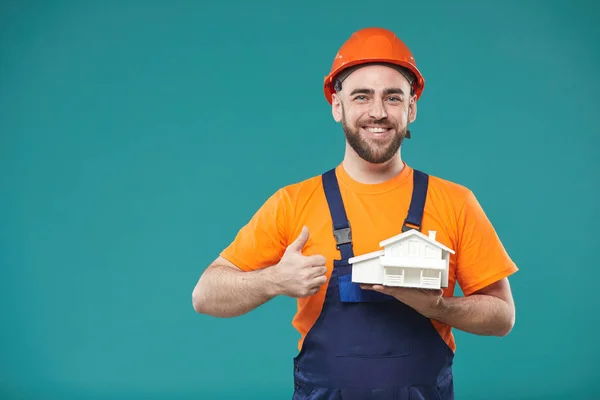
[342,145,405,184]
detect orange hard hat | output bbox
[323,27,425,104]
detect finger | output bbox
[369,285,398,295]
[305,287,321,297]
[304,254,327,267]
[308,266,327,279]
[310,275,328,287]
[360,284,375,290]
[300,284,322,298]
[287,226,310,252]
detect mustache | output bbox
[358,118,397,127]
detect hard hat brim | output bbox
[323,59,425,105]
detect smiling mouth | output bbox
[363,126,392,134]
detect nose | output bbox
[369,98,387,120]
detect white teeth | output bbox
[366,127,388,133]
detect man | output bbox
[192,27,518,399]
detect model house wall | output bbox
[350,250,384,284]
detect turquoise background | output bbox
[1,0,599,398]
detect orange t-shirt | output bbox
[220,163,518,353]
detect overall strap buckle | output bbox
[333,225,352,248]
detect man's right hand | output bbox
[271,226,328,298]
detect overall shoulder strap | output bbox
[322,167,429,257]
[402,169,429,232]
[321,168,354,260]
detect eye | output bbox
[387,96,402,102]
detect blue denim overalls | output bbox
[292,168,455,400]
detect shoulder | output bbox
[419,168,505,244]
[241,167,334,226]
[413,168,488,236]
[420,169,474,209]
[277,170,328,205]
[251,170,329,226]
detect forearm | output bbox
[192,264,279,318]
[429,294,515,336]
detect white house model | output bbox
[348,230,455,290]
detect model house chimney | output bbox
[428,231,437,241]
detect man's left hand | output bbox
[360,284,444,319]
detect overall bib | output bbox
[292,168,455,400]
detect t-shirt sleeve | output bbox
[219,188,291,272]
[455,190,518,296]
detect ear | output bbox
[332,93,343,123]
[408,95,417,124]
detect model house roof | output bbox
[379,230,455,254]
[348,249,384,265]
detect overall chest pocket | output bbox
[337,274,396,303]
[335,275,411,358]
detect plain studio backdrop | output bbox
[1,0,599,399]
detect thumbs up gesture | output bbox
[271,226,328,298]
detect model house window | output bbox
[425,245,437,258]
[391,243,405,257]
[409,240,419,257]
[422,269,439,278]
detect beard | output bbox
[341,106,407,164]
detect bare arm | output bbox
[431,278,516,336]
[361,277,516,337]
[192,227,328,318]
[192,256,279,318]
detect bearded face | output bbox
[340,103,408,164]
[331,64,416,164]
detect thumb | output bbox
[288,226,310,252]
